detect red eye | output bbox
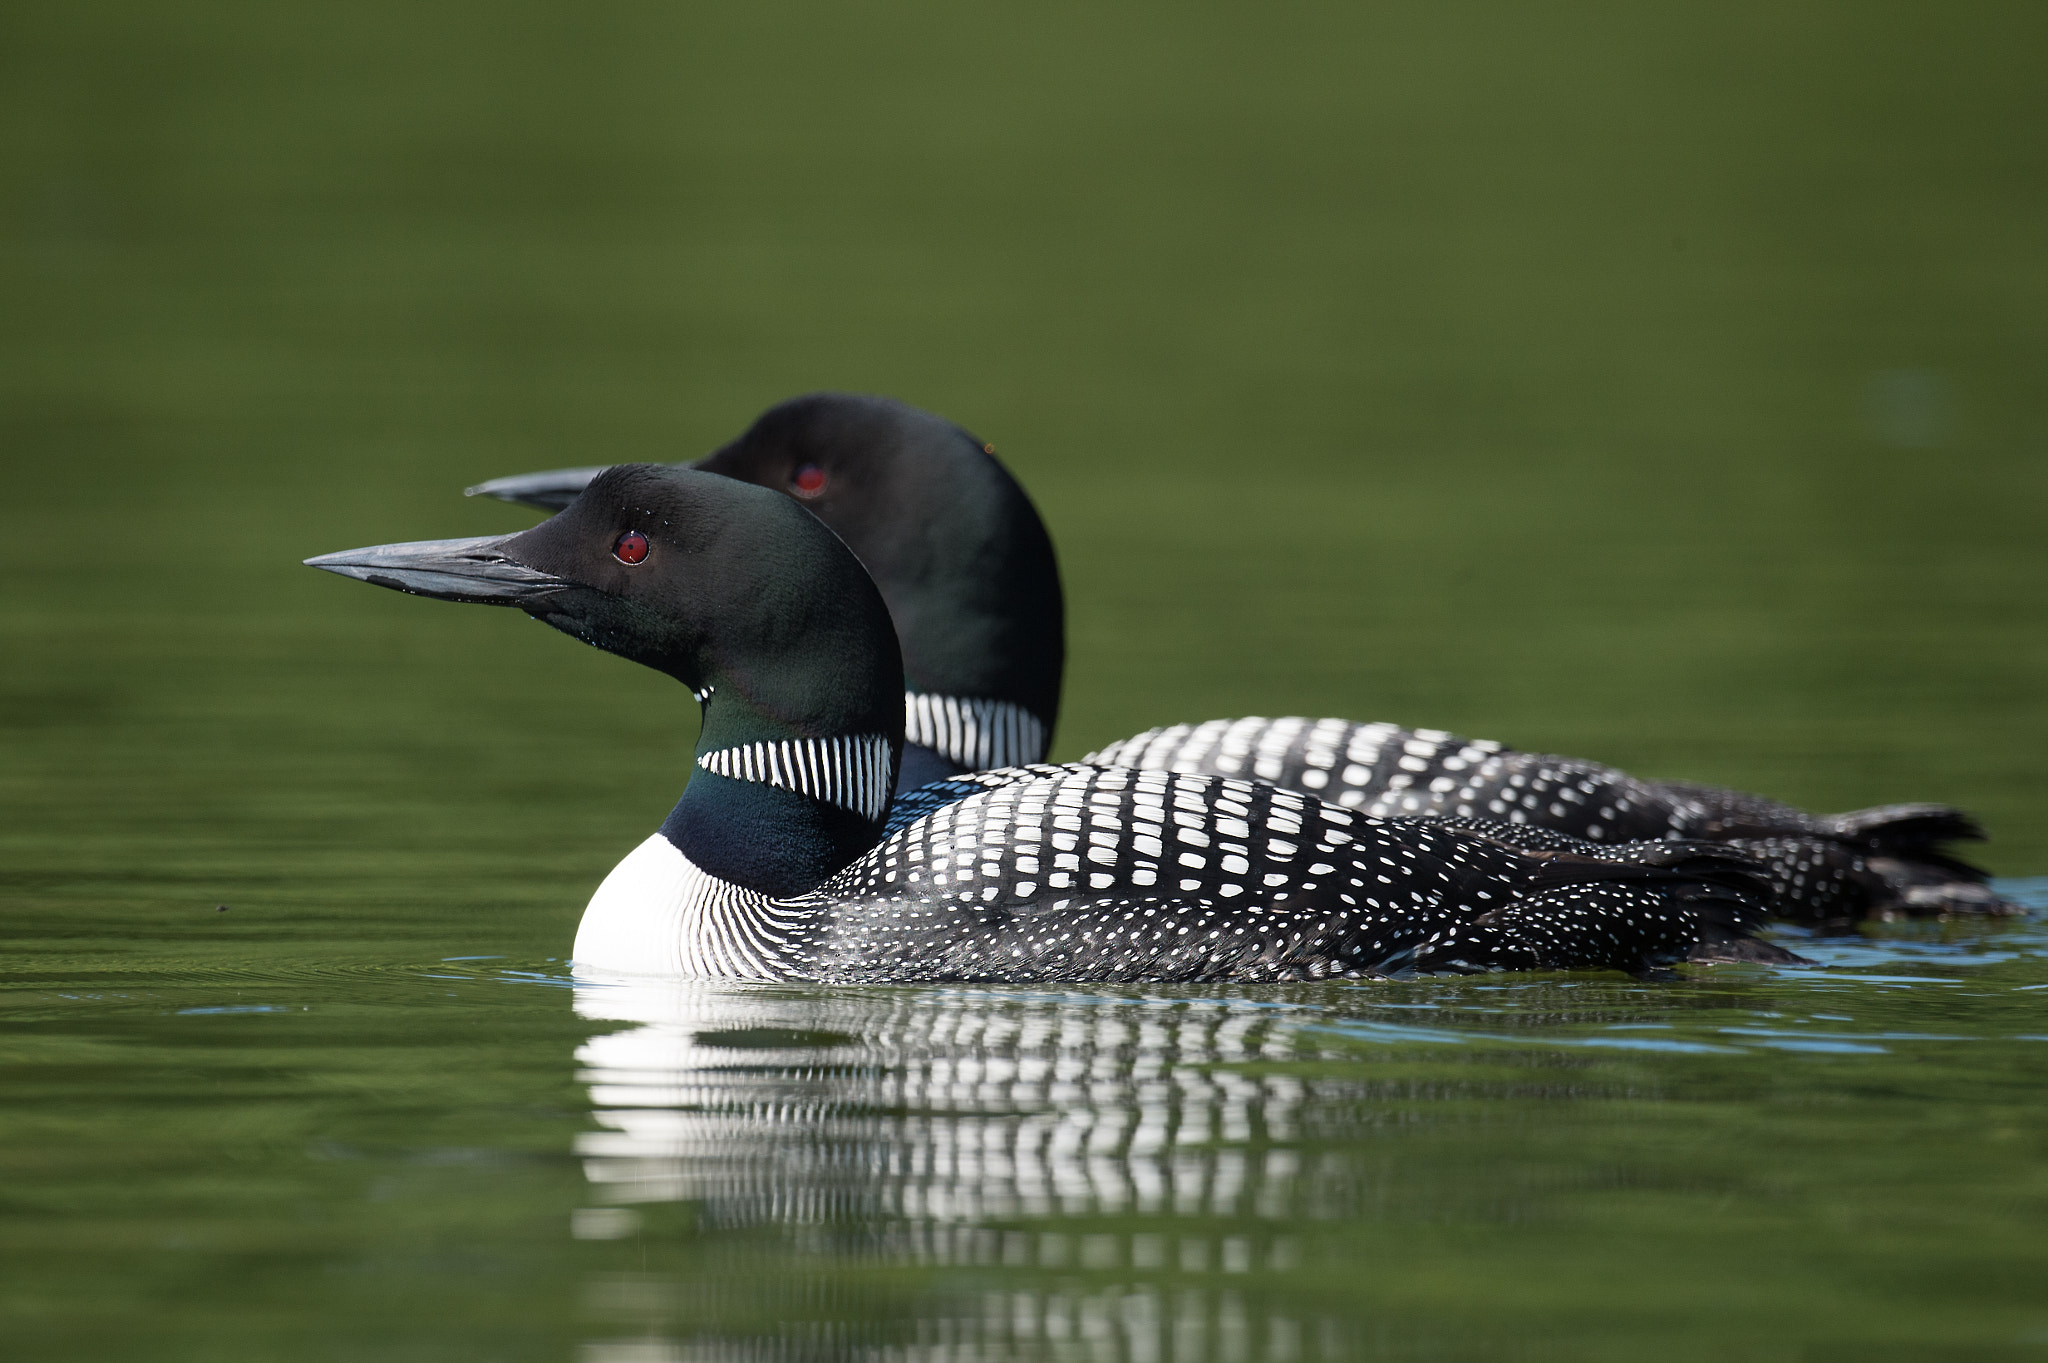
[791,464,827,498]
[612,531,649,565]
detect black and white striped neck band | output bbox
[904,693,1049,772]
[696,734,894,821]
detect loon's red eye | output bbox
[791,464,827,498]
[612,530,649,565]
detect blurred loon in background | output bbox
[470,395,1062,795]
[465,393,2016,932]
[307,466,1784,982]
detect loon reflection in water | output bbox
[574,982,1327,1225]
[571,978,1371,1362]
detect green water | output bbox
[3,1,2045,1357]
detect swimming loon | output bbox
[1085,720,2015,931]
[466,394,1062,794]
[307,465,1783,982]
[458,397,2011,932]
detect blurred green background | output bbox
[4,0,2044,911]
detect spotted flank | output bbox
[1086,716,2013,928]
[586,763,1779,983]
[1087,717,1618,826]
[905,692,1050,771]
[697,735,894,821]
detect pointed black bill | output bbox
[304,535,569,605]
[463,466,614,512]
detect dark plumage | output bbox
[308,466,1786,982]
[468,394,1063,793]
[460,394,2012,929]
[816,764,1782,981]
[1085,718,2015,931]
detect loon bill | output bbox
[459,393,2009,930]
[309,464,1792,983]
[467,393,1063,795]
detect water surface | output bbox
[4,884,2045,1360]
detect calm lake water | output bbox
[4,884,2046,1360]
[4,1,2045,1357]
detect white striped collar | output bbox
[903,692,1048,771]
[696,733,894,821]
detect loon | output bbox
[458,396,2012,932]
[466,394,1062,794]
[1084,720,2015,931]
[306,465,1783,982]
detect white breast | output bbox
[573,833,806,980]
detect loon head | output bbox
[464,394,1064,785]
[309,465,905,896]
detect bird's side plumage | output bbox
[313,465,1790,982]
[1086,716,2013,927]
[581,763,1783,982]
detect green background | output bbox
[6,0,2042,889]
[2,3,2045,1358]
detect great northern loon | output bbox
[468,394,1061,794]
[460,395,2013,932]
[308,466,1782,982]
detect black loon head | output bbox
[309,465,904,896]
[464,394,1064,786]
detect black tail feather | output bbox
[1821,802,1986,854]
[1421,839,1801,977]
[1813,805,2004,910]
[1687,925,1812,966]
[1859,856,2025,920]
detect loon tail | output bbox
[1811,804,2022,921]
[1420,841,1807,977]
[1819,802,1984,853]
[1537,843,1810,968]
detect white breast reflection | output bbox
[570,977,1352,1362]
